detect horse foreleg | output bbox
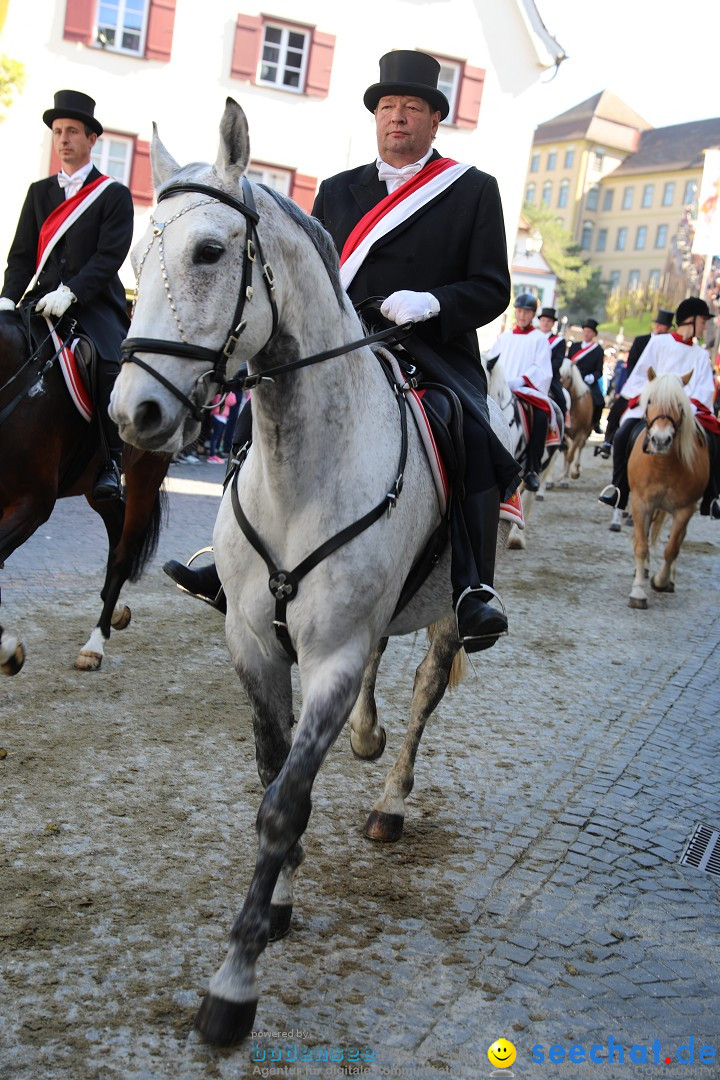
[196,656,364,1046]
[570,433,589,480]
[509,487,534,550]
[0,494,56,674]
[75,499,126,671]
[651,506,693,593]
[0,624,25,676]
[366,616,460,842]
[349,637,389,760]
[629,497,651,609]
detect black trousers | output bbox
[605,396,629,443]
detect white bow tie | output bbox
[377,160,424,192]
[57,172,84,197]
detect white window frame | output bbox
[648,270,661,290]
[655,224,668,249]
[683,179,697,206]
[530,153,540,174]
[628,270,641,291]
[436,60,461,125]
[616,227,627,251]
[641,184,654,209]
[91,132,133,185]
[596,228,607,252]
[525,183,536,204]
[635,225,647,251]
[580,221,593,251]
[246,163,292,197]
[622,186,634,210]
[546,149,557,170]
[542,181,552,206]
[609,270,621,292]
[557,179,569,208]
[258,22,309,94]
[95,0,149,56]
[662,181,675,207]
[602,188,614,211]
[564,147,575,169]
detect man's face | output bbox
[515,307,535,329]
[52,118,97,175]
[581,327,596,343]
[538,316,554,333]
[375,95,440,167]
[653,322,671,335]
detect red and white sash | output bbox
[29,175,116,291]
[339,158,471,290]
[570,341,599,365]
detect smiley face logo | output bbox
[488,1038,517,1069]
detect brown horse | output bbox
[553,357,594,485]
[0,313,170,673]
[627,368,710,609]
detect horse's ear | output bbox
[487,355,499,372]
[681,369,694,385]
[150,122,181,190]
[215,98,250,182]
[647,366,656,381]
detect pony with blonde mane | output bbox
[551,357,593,485]
[627,368,709,609]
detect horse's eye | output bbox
[195,242,225,264]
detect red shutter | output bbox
[63,0,95,44]
[130,138,154,204]
[48,148,62,176]
[305,30,335,98]
[231,14,262,81]
[145,0,176,62]
[290,173,317,213]
[455,64,485,129]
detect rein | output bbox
[642,406,682,452]
[0,310,76,427]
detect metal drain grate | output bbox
[680,823,720,877]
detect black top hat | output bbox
[581,318,599,333]
[43,90,103,136]
[540,307,557,320]
[363,51,449,120]
[653,309,673,327]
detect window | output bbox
[434,56,486,128]
[596,228,607,252]
[246,163,292,196]
[530,153,540,173]
[628,270,641,291]
[683,179,697,206]
[635,225,647,250]
[525,182,536,204]
[64,0,176,62]
[542,181,552,206]
[609,270,621,291]
[96,0,148,54]
[602,188,614,211]
[581,222,593,251]
[641,183,654,208]
[91,133,133,184]
[564,147,575,169]
[655,224,668,248]
[662,181,675,206]
[231,15,335,98]
[557,179,569,208]
[593,151,604,171]
[258,23,308,90]
[547,150,557,170]
[436,60,461,124]
[586,185,599,211]
[616,227,627,251]
[622,186,634,210]
[648,270,661,290]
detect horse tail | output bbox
[128,487,169,582]
[448,647,467,688]
[649,508,667,549]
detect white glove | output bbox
[381,290,440,325]
[0,296,16,312]
[35,284,77,318]
[584,373,595,385]
[507,376,526,392]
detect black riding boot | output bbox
[595,395,628,457]
[162,559,226,612]
[451,488,508,653]
[93,362,123,501]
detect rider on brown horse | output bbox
[0,90,134,501]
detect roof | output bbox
[611,118,720,175]
[516,0,567,69]
[534,90,651,146]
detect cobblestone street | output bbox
[1,449,719,1080]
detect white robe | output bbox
[620,333,715,425]
[486,328,552,395]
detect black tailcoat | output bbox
[1,166,133,360]
[312,150,511,393]
[626,332,651,376]
[567,339,605,408]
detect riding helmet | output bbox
[514,292,538,312]
[675,297,710,324]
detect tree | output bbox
[521,202,602,316]
[0,54,25,116]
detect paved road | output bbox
[1,452,719,1080]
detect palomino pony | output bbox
[627,369,709,609]
[483,353,561,550]
[550,357,593,485]
[110,99,514,1045]
[0,313,170,674]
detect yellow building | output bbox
[524,92,720,297]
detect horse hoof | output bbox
[0,641,25,676]
[609,522,621,533]
[628,596,648,609]
[194,992,257,1046]
[111,605,132,630]
[74,650,103,671]
[364,810,404,842]
[351,726,386,761]
[651,579,674,593]
[560,481,569,489]
[545,481,555,490]
[536,493,544,502]
[268,904,293,941]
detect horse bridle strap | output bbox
[642,408,682,452]
[230,362,409,662]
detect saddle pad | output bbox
[385,352,449,515]
[515,392,562,449]
[45,317,92,422]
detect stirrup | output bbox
[454,585,508,644]
[174,546,225,610]
[594,441,612,459]
[598,483,621,508]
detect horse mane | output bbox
[639,372,704,468]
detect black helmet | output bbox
[514,292,538,312]
[675,297,710,325]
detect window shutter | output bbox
[145,0,177,62]
[231,14,262,81]
[48,148,62,176]
[290,173,317,213]
[130,138,154,204]
[455,64,485,129]
[305,30,335,98]
[63,0,95,44]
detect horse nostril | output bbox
[135,399,165,434]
